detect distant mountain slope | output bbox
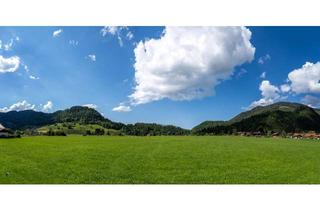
[229,102,305,123]
[192,121,229,134]
[0,106,187,135]
[53,106,124,129]
[0,106,123,130]
[193,102,320,134]
[0,110,54,130]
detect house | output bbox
[0,123,14,138]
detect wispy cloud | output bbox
[112,103,132,112]
[86,54,96,62]
[258,54,271,64]
[53,29,63,37]
[100,26,134,47]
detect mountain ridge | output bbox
[1,102,320,136]
[192,102,320,135]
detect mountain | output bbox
[229,102,305,123]
[0,106,187,136]
[0,110,54,130]
[0,106,123,130]
[53,106,124,129]
[192,102,320,135]
[2,101,320,136]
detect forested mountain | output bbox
[0,110,54,130]
[53,106,124,130]
[2,102,320,136]
[192,102,320,135]
[0,106,187,135]
[0,106,123,130]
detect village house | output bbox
[0,123,14,138]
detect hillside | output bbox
[0,106,187,136]
[0,106,123,130]
[229,102,305,123]
[0,110,54,130]
[2,101,320,136]
[193,102,320,135]
[53,106,124,129]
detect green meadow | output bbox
[0,135,320,184]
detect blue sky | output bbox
[1,26,320,128]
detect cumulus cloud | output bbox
[42,101,53,112]
[302,95,320,108]
[249,80,281,108]
[130,26,255,105]
[53,29,63,37]
[112,104,132,112]
[0,100,55,113]
[0,55,20,73]
[87,54,96,62]
[82,104,98,109]
[258,54,271,64]
[0,100,36,112]
[101,26,134,46]
[287,61,320,94]
[280,84,291,93]
[259,80,280,99]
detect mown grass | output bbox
[0,135,320,184]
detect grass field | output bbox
[0,135,320,184]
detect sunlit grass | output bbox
[0,135,319,184]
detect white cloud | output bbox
[29,75,39,80]
[23,64,30,72]
[258,54,271,64]
[259,80,280,99]
[0,37,20,51]
[101,26,119,36]
[302,95,320,108]
[0,100,36,112]
[82,104,98,109]
[69,40,79,47]
[280,84,291,93]
[260,71,266,79]
[87,54,96,62]
[101,26,134,46]
[249,80,281,109]
[53,29,63,37]
[287,61,320,94]
[249,98,276,108]
[3,39,14,51]
[130,26,255,105]
[126,31,134,40]
[112,104,132,112]
[0,55,20,73]
[236,68,248,78]
[42,101,53,112]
